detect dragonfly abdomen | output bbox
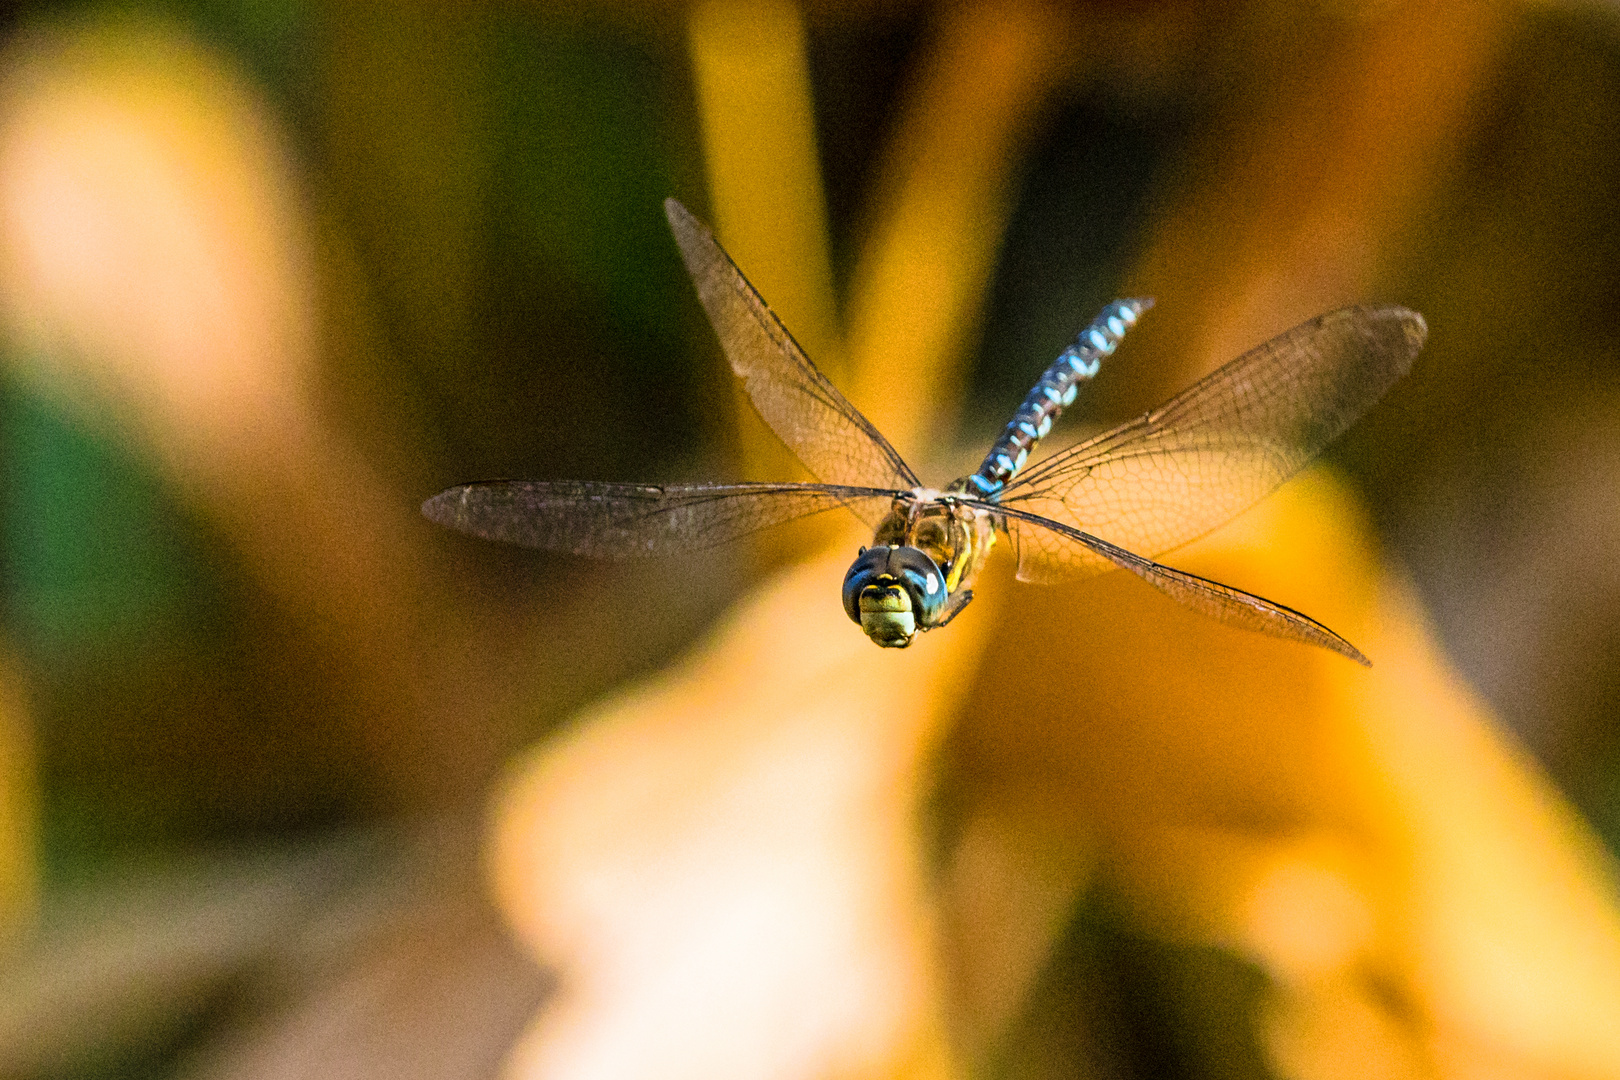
[965,298,1152,497]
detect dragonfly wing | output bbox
[996,506,1369,665]
[665,199,920,491]
[997,306,1425,582]
[997,507,1118,584]
[424,480,897,557]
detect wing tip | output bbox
[1400,308,1428,351]
[1305,608,1371,666]
[1359,303,1428,353]
[1327,304,1426,379]
[664,195,721,279]
[1380,305,1428,352]
[423,484,483,531]
[421,487,458,526]
[664,196,701,236]
[1334,637,1374,667]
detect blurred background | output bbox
[2,0,1620,1078]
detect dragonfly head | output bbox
[842,545,947,648]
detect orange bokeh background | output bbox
[0,2,1618,1079]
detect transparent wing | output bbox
[424,480,896,556]
[995,506,1369,665]
[997,306,1425,583]
[666,198,920,491]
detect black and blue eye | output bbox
[842,545,947,648]
[890,549,946,626]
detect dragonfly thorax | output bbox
[842,492,999,647]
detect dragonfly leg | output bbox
[930,589,975,629]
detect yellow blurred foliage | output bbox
[489,3,1620,1080]
[0,647,36,935]
[0,2,1615,1079]
[0,17,529,814]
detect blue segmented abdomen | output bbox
[965,298,1152,498]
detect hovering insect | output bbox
[424,198,1425,663]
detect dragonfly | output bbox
[424,198,1426,664]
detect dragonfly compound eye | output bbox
[842,545,947,647]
